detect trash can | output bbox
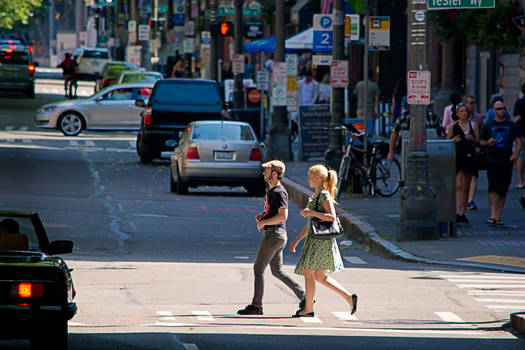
[401,131,456,237]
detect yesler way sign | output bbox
[428,0,495,10]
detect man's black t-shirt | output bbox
[260,184,288,230]
[513,96,525,135]
[481,119,521,165]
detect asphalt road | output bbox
[0,79,522,349]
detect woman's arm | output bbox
[289,225,308,253]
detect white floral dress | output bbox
[294,190,345,275]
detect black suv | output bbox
[0,40,35,98]
[136,79,230,163]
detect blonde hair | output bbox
[309,164,338,201]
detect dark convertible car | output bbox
[0,210,76,349]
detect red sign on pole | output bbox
[232,54,245,75]
[272,62,288,85]
[407,70,431,105]
[330,60,348,88]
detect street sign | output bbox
[256,70,270,91]
[272,62,288,85]
[427,0,495,10]
[330,60,348,88]
[369,16,390,51]
[286,54,298,76]
[128,20,137,33]
[232,54,245,75]
[313,14,333,53]
[313,55,332,66]
[407,71,431,105]
[201,31,211,45]
[184,20,195,36]
[138,24,150,41]
[272,84,287,106]
[182,37,193,54]
[244,21,264,39]
[216,7,260,17]
[345,14,359,43]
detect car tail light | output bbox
[29,45,33,53]
[249,148,262,161]
[221,108,230,120]
[143,104,152,125]
[102,79,114,86]
[28,65,35,77]
[18,282,44,298]
[185,147,199,160]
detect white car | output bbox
[117,70,163,85]
[73,47,111,76]
[35,83,154,136]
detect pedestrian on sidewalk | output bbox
[354,70,381,119]
[289,164,357,318]
[237,160,306,316]
[441,92,462,133]
[447,103,479,224]
[463,95,485,211]
[58,53,78,99]
[512,83,525,189]
[480,101,522,225]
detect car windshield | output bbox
[192,124,255,141]
[0,50,29,64]
[83,50,109,59]
[122,73,160,83]
[155,83,220,105]
[0,215,40,251]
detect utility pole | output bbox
[209,0,219,80]
[232,0,244,108]
[325,0,345,170]
[397,1,438,240]
[184,0,192,77]
[268,0,291,160]
[49,0,56,65]
[363,1,369,164]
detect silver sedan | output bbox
[35,82,154,136]
[170,121,266,196]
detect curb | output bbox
[282,177,525,274]
[510,312,525,335]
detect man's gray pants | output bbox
[251,232,305,308]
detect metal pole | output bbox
[233,0,244,108]
[363,1,369,165]
[268,0,291,160]
[397,1,438,240]
[209,0,218,80]
[184,0,192,77]
[325,0,345,170]
[49,0,56,65]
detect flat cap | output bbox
[261,160,285,175]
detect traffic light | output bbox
[219,21,234,36]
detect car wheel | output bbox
[176,165,188,195]
[58,112,84,136]
[136,134,154,163]
[31,318,67,350]
[170,166,177,192]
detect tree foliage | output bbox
[428,1,522,52]
[0,0,42,29]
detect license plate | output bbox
[214,151,234,160]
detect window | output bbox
[0,50,29,64]
[0,216,39,251]
[192,124,255,141]
[103,88,134,101]
[83,50,109,59]
[155,83,220,105]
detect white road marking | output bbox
[475,298,525,303]
[192,311,215,322]
[69,322,87,327]
[156,310,175,321]
[344,256,367,264]
[441,275,525,280]
[22,138,32,143]
[85,140,95,146]
[486,305,525,310]
[234,256,250,260]
[183,344,199,350]
[448,279,525,283]
[300,316,323,323]
[133,214,168,218]
[435,312,464,323]
[147,322,197,327]
[70,140,79,146]
[456,284,525,289]
[468,290,525,296]
[332,311,360,323]
[129,141,136,148]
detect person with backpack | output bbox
[59,53,78,98]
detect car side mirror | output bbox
[95,96,103,102]
[49,240,74,255]
[135,99,146,108]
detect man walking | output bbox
[238,160,306,315]
[58,53,78,98]
[480,101,522,225]
[353,70,381,119]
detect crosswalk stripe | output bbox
[486,305,525,310]
[332,311,360,322]
[22,139,32,143]
[476,298,525,303]
[435,312,464,323]
[457,284,525,289]
[183,344,199,350]
[300,316,323,323]
[468,290,525,296]
[440,275,525,280]
[344,256,367,264]
[192,311,215,321]
[156,310,175,320]
[448,279,525,283]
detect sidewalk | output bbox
[283,160,525,274]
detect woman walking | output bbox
[447,103,479,224]
[289,165,357,317]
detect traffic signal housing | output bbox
[211,21,234,36]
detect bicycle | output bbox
[335,124,401,199]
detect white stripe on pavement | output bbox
[344,256,367,264]
[192,311,215,321]
[300,316,323,323]
[457,284,525,289]
[475,298,525,303]
[70,140,78,146]
[156,310,175,321]
[435,312,464,323]
[441,275,525,280]
[468,291,525,296]
[183,344,199,350]
[332,311,360,323]
[448,279,525,283]
[486,305,525,310]
[85,140,95,146]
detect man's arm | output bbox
[260,208,288,226]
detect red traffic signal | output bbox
[219,21,233,36]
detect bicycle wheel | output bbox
[336,157,350,200]
[374,158,401,197]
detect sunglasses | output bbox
[495,107,506,111]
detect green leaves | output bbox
[0,0,42,29]
[348,0,366,14]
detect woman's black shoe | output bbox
[351,294,358,315]
[292,311,315,318]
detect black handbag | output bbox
[310,194,344,240]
